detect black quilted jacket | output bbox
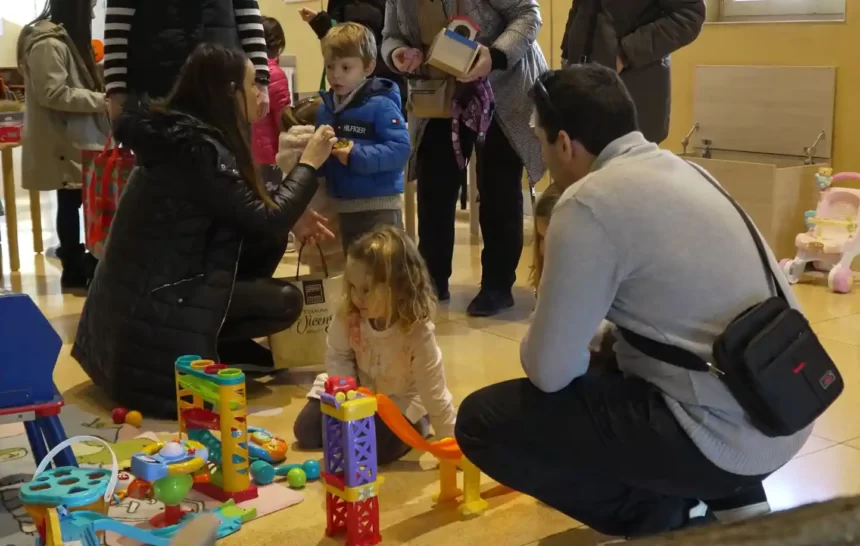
[72,108,319,418]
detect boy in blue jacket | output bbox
[317,22,410,252]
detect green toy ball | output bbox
[152,474,193,506]
[286,468,307,489]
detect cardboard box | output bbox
[427,17,480,79]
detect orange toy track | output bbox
[357,388,462,460]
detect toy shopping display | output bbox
[321,377,383,546]
[780,168,860,293]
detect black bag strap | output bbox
[581,0,602,64]
[295,243,329,279]
[618,161,787,373]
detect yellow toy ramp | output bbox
[367,391,462,461]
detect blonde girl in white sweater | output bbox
[293,226,456,464]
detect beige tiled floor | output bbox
[3,148,860,545]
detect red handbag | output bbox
[82,137,135,259]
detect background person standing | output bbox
[103,0,271,118]
[561,0,705,143]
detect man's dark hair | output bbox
[531,65,639,156]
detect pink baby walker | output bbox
[780,168,860,293]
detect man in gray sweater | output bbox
[455,65,811,539]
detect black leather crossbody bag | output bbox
[618,162,843,438]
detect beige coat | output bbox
[19,21,106,191]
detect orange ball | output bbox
[92,39,104,63]
[125,410,143,427]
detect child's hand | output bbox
[332,140,354,165]
[299,7,318,22]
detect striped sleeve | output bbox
[233,0,270,86]
[103,0,136,95]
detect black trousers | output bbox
[56,189,82,251]
[218,235,302,364]
[416,119,524,293]
[455,372,768,539]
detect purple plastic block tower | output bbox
[344,418,377,487]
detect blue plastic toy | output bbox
[131,440,211,483]
[20,466,113,508]
[250,459,321,486]
[21,437,247,545]
[0,290,63,407]
[42,501,245,545]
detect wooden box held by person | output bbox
[426,17,480,78]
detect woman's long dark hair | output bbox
[17,0,101,89]
[158,43,273,208]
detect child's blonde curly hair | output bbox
[340,226,437,332]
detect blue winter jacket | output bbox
[316,78,410,201]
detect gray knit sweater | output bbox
[523,131,811,477]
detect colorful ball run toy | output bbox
[321,377,383,546]
[130,440,210,527]
[172,355,289,503]
[19,436,251,546]
[355,386,488,517]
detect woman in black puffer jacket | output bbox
[73,44,337,418]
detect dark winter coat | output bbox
[72,107,319,418]
[562,0,705,143]
[128,0,243,99]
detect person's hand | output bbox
[107,93,127,121]
[458,44,491,82]
[299,125,338,169]
[391,47,423,74]
[256,84,270,118]
[616,55,625,73]
[331,140,354,165]
[292,208,334,246]
[299,7,318,22]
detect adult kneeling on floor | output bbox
[455,65,835,540]
[73,44,337,419]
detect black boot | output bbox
[57,244,91,289]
